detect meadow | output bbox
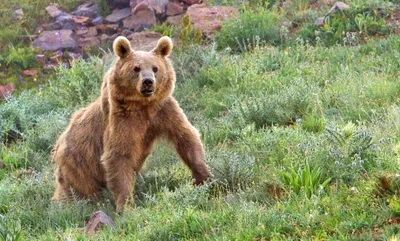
[1,0,400,240]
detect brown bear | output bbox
[51,36,212,212]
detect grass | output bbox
[0,0,400,240]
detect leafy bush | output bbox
[279,161,331,198]
[6,46,36,69]
[325,122,377,183]
[215,9,283,52]
[209,152,256,192]
[299,6,391,46]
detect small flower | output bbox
[351,162,357,167]
[335,161,340,166]
[57,50,63,55]
[33,77,37,82]
[359,160,364,165]
[379,138,385,144]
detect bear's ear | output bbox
[113,36,132,58]
[153,36,173,57]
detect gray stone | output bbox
[105,8,131,23]
[92,16,104,25]
[52,14,77,30]
[71,2,99,19]
[327,2,350,15]
[46,4,63,18]
[12,8,24,20]
[315,17,325,27]
[32,30,78,51]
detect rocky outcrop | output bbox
[32,30,78,51]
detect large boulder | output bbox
[186,4,239,37]
[130,0,169,15]
[123,6,156,30]
[105,8,131,23]
[127,31,162,51]
[166,2,184,16]
[32,30,78,51]
[51,14,77,30]
[71,2,99,19]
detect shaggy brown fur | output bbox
[51,36,212,212]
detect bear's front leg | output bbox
[102,150,135,212]
[102,117,138,213]
[163,100,212,184]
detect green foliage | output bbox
[152,23,174,37]
[279,161,331,198]
[178,14,202,47]
[0,218,23,241]
[301,115,326,133]
[215,9,283,52]
[96,0,110,17]
[299,6,391,46]
[6,46,36,69]
[209,152,255,192]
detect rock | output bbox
[12,8,24,20]
[108,0,131,8]
[121,29,134,37]
[187,4,239,37]
[79,37,101,49]
[123,7,156,30]
[131,0,168,15]
[45,4,63,18]
[0,84,14,100]
[315,17,325,27]
[128,31,162,51]
[96,24,119,35]
[52,14,77,30]
[73,16,91,25]
[23,69,38,77]
[92,16,104,25]
[181,0,200,5]
[77,26,98,37]
[105,8,131,23]
[35,54,47,65]
[166,2,184,16]
[327,1,350,15]
[166,14,183,25]
[0,160,5,169]
[85,211,115,235]
[71,2,99,19]
[32,30,78,51]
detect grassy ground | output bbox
[1,1,400,240]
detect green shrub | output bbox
[299,6,391,46]
[152,23,174,37]
[215,9,283,52]
[6,46,36,69]
[279,161,331,198]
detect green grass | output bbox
[1,0,400,240]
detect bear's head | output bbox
[109,36,175,104]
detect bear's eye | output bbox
[134,66,141,72]
[152,66,158,73]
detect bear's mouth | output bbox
[141,90,153,97]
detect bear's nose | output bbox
[143,78,154,88]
